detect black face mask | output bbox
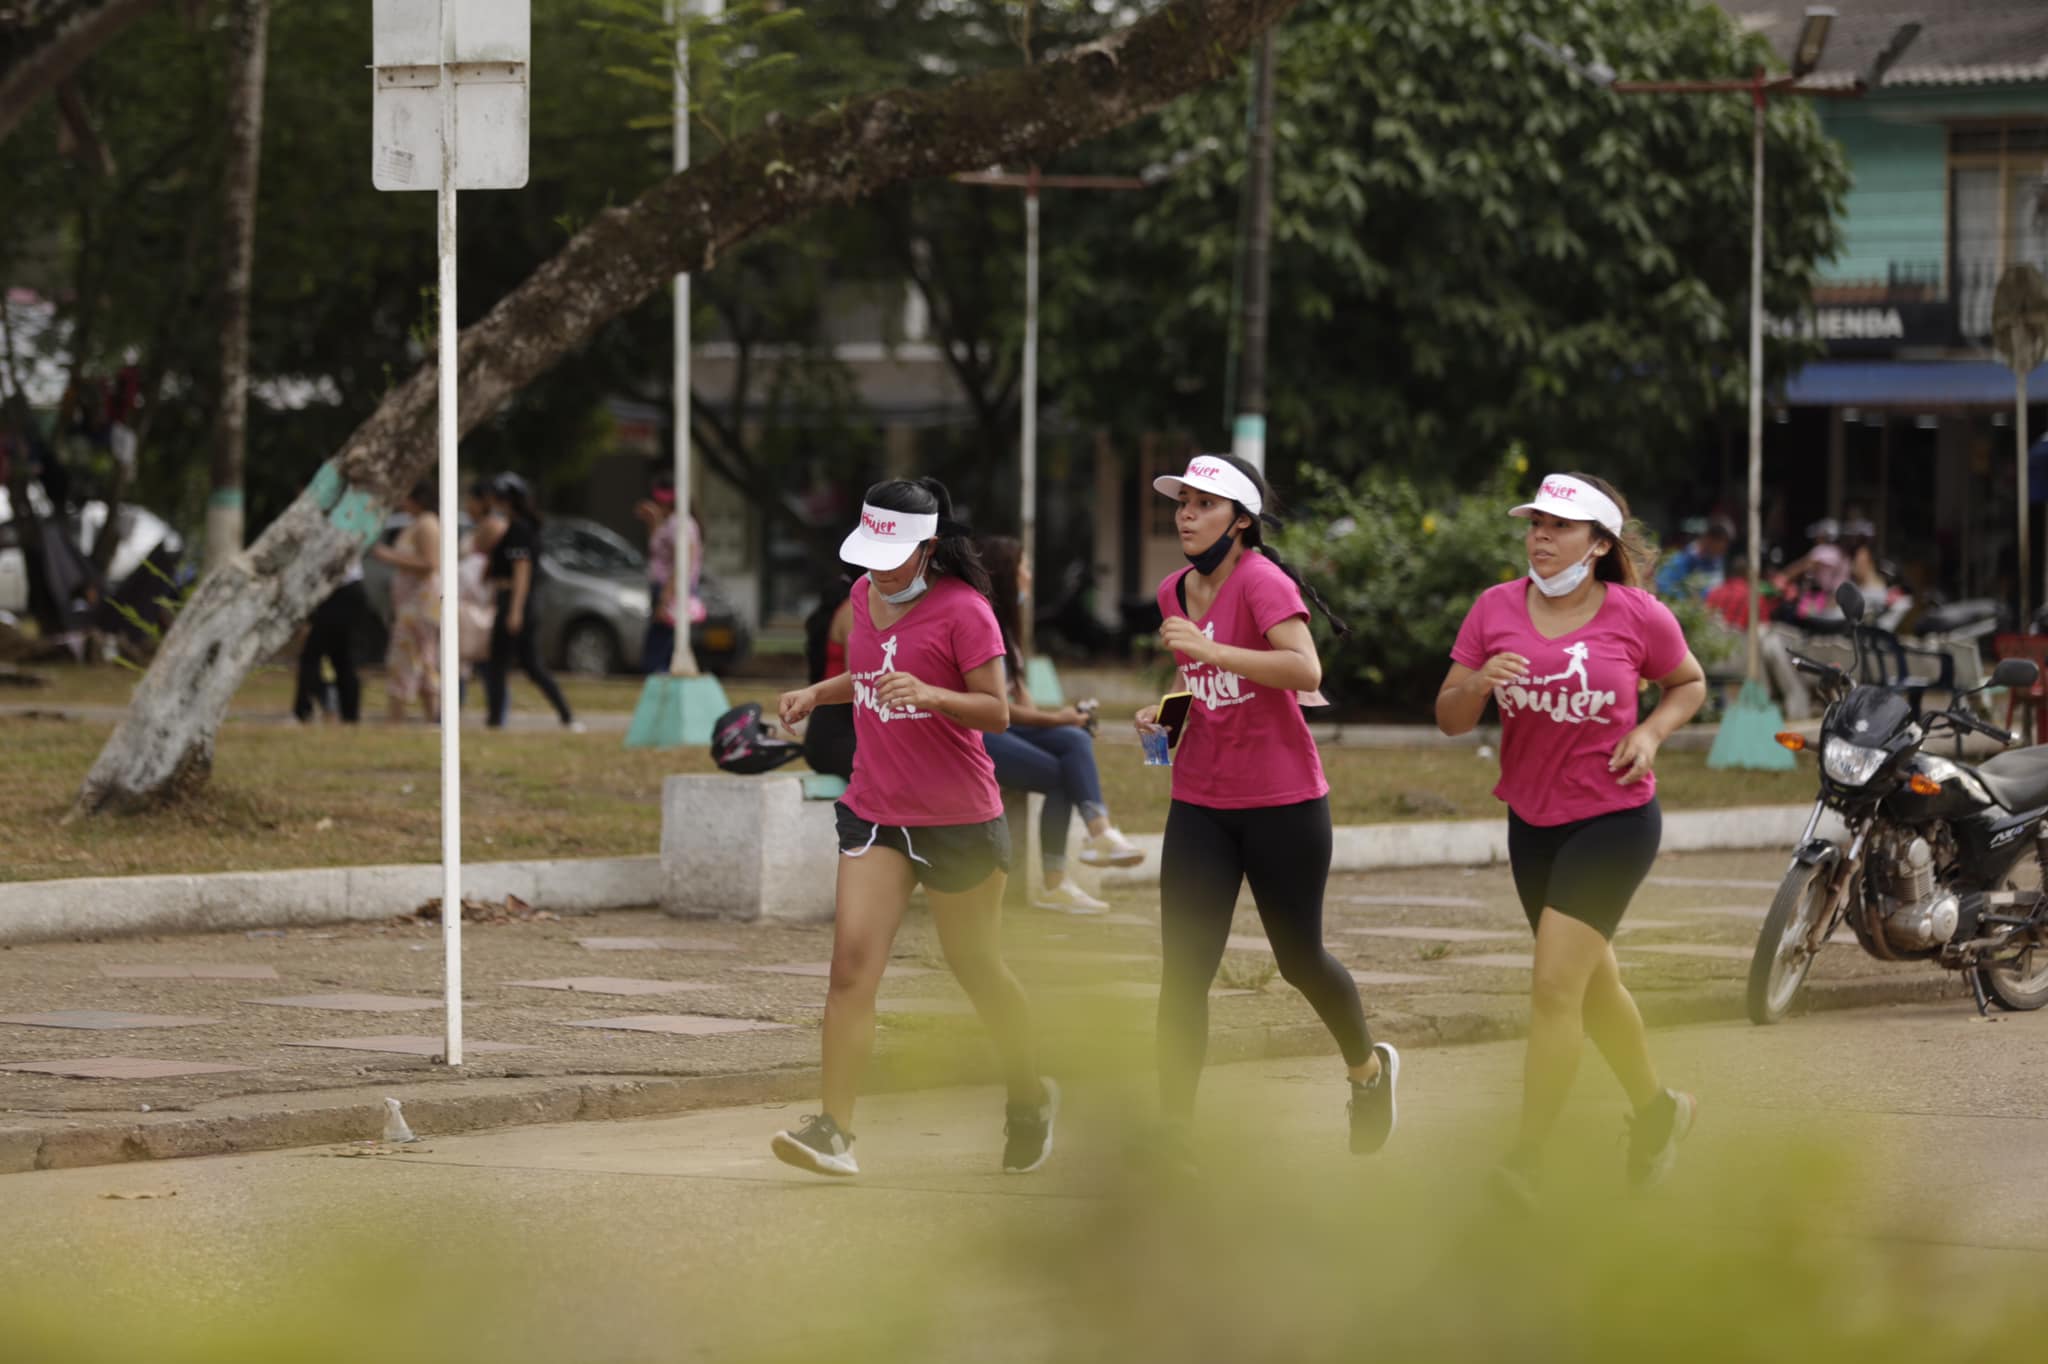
[1185,528,1235,576]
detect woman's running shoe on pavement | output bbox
[1003,1077,1061,1173]
[771,1113,858,1177]
[1034,881,1109,914]
[1349,1042,1400,1154]
[1078,827,1146,867]
[1626,1088,1697,1189]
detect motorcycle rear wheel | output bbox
[1748,860,1830,1025]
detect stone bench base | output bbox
[660,775,1109,922]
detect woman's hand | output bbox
[1055,706,1089,728]
[1609,726,1661,786]
[778,685,818,733]
[1158,616,1215,666]
[875,672,933,713]
[1133,704,1161,735]
[1475,651,1531,690]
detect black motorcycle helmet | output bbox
[710,702,804,776]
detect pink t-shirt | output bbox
[843,574,1007,828]
[1156,552,1330,810]
[1451,580,1691,827]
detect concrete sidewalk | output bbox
[0,847,1964,1174]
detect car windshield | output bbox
[543,521,645,576]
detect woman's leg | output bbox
[1019,725,1109,862]
[983,730,1064,882]
[485,596,513,726]
[1583,945,1660,1110]
[1515,908,1612,1155]
[928,870,1041,1106]
[1241,799,1376,1081]
[820,846,918,1129]
[514,614,575,724]
[1156,801,1245,1118]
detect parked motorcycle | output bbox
[1748,583,2048,1024]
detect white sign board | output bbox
[371,0,530,192]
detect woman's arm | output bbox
[508,559,533,631]
[1159,614,1321,692]
[875,657,1009,733]
[1609,654,1709,785]
[1436,650,1532,735]
[1007,677,1081,728]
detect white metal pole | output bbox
[1745,82,1765,687]
[437,0,463,1067]
[667,0,702,676]
[1020,179,1040,659]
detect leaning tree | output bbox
[73,0,1301,814]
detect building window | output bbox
[1949,122,2048,343]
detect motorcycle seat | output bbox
[1973,747,2048,812]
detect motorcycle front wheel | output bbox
[1748,860,1831,1025]
[1972,860,2048,1012]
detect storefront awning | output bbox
[1785,359,2048,408]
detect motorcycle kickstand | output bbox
[1968,970,1994,1018]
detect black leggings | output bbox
[1157,796,1372,1116]
[485,590,573,727]
[1507,798,1662,940]
[293,581,364,723]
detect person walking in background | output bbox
[640,476,680,676]
[1435,471,1706,1209]
[770,477,1055,1179]
[371,480,440,724]
[1143,452,1398,1160]
[977,534,1144,913]
[482,473,579,732]
[292,559,366,724]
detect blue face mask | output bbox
[880,545,932,605]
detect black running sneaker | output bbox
[1002,1077,1060,1174]
[771,1113,858,1177]
[1626,1088,1697,1189]
[1348,1042,1400,1154]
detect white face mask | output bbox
[1529,549,1597,598]
[879,545,932,605]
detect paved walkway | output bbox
[0,846,1963,1171]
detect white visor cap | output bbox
[1152,455,1262,516]
[1509,474,1624,538]
[839,502,939,571]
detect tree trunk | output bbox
[74,0,1300,814]
[205,0,267,577]
[0,0,165,145]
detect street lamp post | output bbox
[956,148,1213,657]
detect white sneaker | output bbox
[1077,827,1145,868]
[1034,881,1109,914]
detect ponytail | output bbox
[1209,452,1352,639]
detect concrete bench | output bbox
[661,773,1105,922]
[661,774,840,922]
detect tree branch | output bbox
[0,0,165,145]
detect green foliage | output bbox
[1041,0,1849,492]
[1273,447,1533,710]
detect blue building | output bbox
[1732,0,2046,599]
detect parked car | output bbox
[360,514,749,676]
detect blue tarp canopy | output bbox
[1786,359,2048,407]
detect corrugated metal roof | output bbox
[1719,2,2048,88]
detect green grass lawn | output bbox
[5,712,1816,883]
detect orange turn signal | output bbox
[1775,732,1807,752]
[1909,773,1943,796]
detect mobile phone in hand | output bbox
[1155,691,1194,748]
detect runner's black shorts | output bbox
[834,801,1011,894]
[1506,797,1662,940]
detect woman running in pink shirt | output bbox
[771,478,1055,1179]
[1436,473,1707,1207]
[1143,453,1398,1159]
